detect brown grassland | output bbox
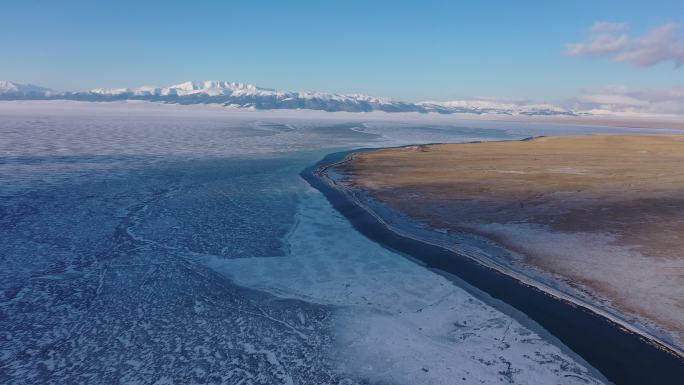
[336,135,684,347]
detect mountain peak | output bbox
[166,80,262,95]
[0,80,55,94]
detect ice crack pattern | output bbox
[0,102,639,384]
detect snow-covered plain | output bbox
[2,101,665,384]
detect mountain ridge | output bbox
[0,80,580,116]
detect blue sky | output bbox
[2,0,683,102]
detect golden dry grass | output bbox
[338,135,684,346]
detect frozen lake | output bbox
[1,101,670,384]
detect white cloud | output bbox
[566,34,628,56]
[571,85,684,116]
[615,23,684,67]
[566,22,684,68]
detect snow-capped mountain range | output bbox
[0,80,57,97]
[0,80,576,116]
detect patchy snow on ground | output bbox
[473,222,684,347]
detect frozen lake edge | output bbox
[308,147,684,385]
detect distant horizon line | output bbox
[1,79,683,119]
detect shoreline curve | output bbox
[301,146,684,385]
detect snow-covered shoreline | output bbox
[317,149,684,360]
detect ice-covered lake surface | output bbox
[2,101,673,385]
